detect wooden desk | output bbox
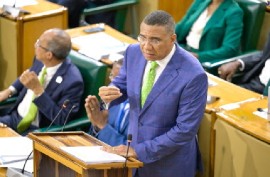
[0,0,67,90]
[0,128,19,177]
[28,132,143,177]
[65,25,137,66]
[198,74,262,177]
[214,98,269,177]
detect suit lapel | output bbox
[134,56,147,111]
[139,49,181,115]
[45,59,69,93]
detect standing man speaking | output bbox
[97,10,208,177]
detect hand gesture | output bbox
[99,86,122,104]
[19,70,44,96]
[85,95,108,129]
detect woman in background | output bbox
[176,0,243,63]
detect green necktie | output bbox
[141,61,158,107]
[263,80,270,96]
[17,67,47,133]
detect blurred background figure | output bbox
[48,0,86,28]
[85,59,129,146]
[175,0,243,63]
[218,32,270,96]
[84,0,116,28]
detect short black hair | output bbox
[143,10,175,34]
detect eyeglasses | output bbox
[35,39,50,51]
[137,35,161,46]
[109,72,114,81]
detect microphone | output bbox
[61,104,77,132]
[122,134,132,177]
[46,99,70,131]
[20,151,33,175]
[13,0,16,7]
[19,100,70,176]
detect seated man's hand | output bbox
[19,70,44,96]
[85,95,108,129]
[99,86,122,104]
[218,60,241,82]
[0,89,12,102]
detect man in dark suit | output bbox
[0,28,84,135]
[96,10,207,177]
[218,32,270,96]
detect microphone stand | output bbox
[122,134,132,177]
[61,105,76,131]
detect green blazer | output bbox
[176,0,243,63]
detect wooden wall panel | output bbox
[158,0,193,22]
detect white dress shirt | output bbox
[142,45,176,85]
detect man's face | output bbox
[138,22,176,61]
[34,32,52,63]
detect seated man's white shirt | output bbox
[259,59,270,86]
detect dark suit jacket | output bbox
[10,57,84,128]
[240,33,270,84]
[112,44,208,177]
[176,0,243,63]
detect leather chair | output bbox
[202,0,266,76]
[81,0,139,38]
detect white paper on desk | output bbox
[1,159,33,173]
[220,97,260,111]
[0,137,32,165]
[253,108,268,120]
[208,78,217,87]
[220,103,240,110]
[0,0,37,8]
[72,32,128,61]
[61,146,126,164]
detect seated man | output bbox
[0,28,84,135]
[218,32,270,96]
[85,59,129,146]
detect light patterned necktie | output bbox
[141,61,158,107]
[17,67,47,133]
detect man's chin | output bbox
[143,54,156,61]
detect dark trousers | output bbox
[0,111,38,136]
[240,76,265,94]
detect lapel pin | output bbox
[56,76,63,84]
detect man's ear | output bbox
[171,34,177,43]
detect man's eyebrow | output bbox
[139,34,161,40]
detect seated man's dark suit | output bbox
[236,33,270,95]
[0,58,84,134]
